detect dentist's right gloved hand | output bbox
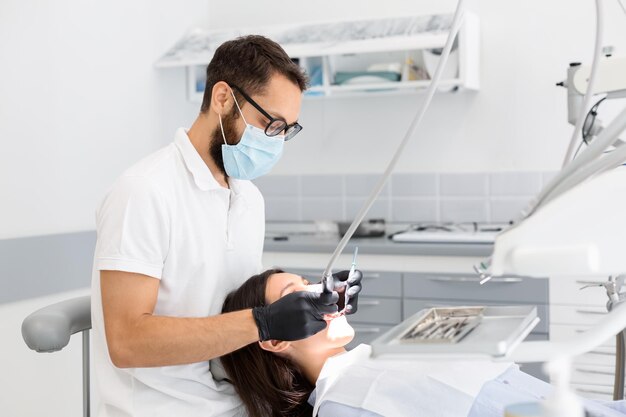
[252,291,339,341]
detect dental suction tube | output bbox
[320,0,468,293]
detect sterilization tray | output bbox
[371,305,539,359]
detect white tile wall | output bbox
[390,173,438,197]
[391,198,439,222]
[440,173,489,196]
[489,172,543,196]
[440,199,489,223]
[254,172,553,223]
[345,174,390,197]
[301,197,344,221]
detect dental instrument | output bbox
[322,247,359,319]
[320,0,468,294]
[344,246,359,313]
[373,305,539,358]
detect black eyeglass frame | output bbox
[230,84,302,141]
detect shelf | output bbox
[159,13,480,101]
[328,79,461,92]
[280,33,451,58]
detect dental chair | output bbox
[21,296,91,417]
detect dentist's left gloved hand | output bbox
[252,290,339,341]
[330,269,363,314]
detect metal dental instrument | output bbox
[344,246,359,313]
[320,0,468,294]
[324,247,359,319]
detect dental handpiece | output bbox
[343,247,359,313]
[318,247,359,319]
[320,0,467,294]
[349,246,358,277]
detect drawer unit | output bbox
[571,383,613,401]
[403,298,549,334]
[549,276,611,306]
[403,273,549,304]
[571,364,615,387]
[348,324,394,350]
[550,324,616,348]
[289,269,402,298]
[574,349,616,367]
[359,271,402,298]
[349,297,402,325]
[551,305,608,326]
[551,325,616,367]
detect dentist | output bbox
[91,35,361,417]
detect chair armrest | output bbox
[22,295,91,352]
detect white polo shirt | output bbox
[91,128,265,417]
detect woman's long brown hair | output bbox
[221,269,314,417]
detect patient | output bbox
[220,269,626,417]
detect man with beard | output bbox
[90,35,362,417]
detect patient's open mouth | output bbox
[323,310,346,321]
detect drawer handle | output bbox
[576,309,607,315]
[576,388,613,395]
[353,327,382,334]
[362,273,381,279]
[358,300,380,307]
[575,329,615,346]
[359,300,381,307]
[428,276,523,283]
[576,280,605,286]
[575,368,614,376]
[589,350,615,356]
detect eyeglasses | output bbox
[230,84,303,141]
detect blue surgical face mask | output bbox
[219,90,284,180]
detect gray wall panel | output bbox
[0,231,96,304]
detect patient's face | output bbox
[265,272,355,350]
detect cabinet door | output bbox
[550,276,610,306]
[289,268,402,298]
[348,297,402,325]
[359,271,402,298]
[551,305,608,326]
[571,364,615,387]
[404,273,548,304]
[347,324,394,350]
[570,384,614,401]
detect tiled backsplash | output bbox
[254,172,556,223]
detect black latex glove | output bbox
[331,269,363,314]
[252,290,339,341]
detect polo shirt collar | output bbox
[175,128,223,191]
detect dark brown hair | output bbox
[201,35,308,113]
[221,269,314,417]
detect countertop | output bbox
[263,233,494,257]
